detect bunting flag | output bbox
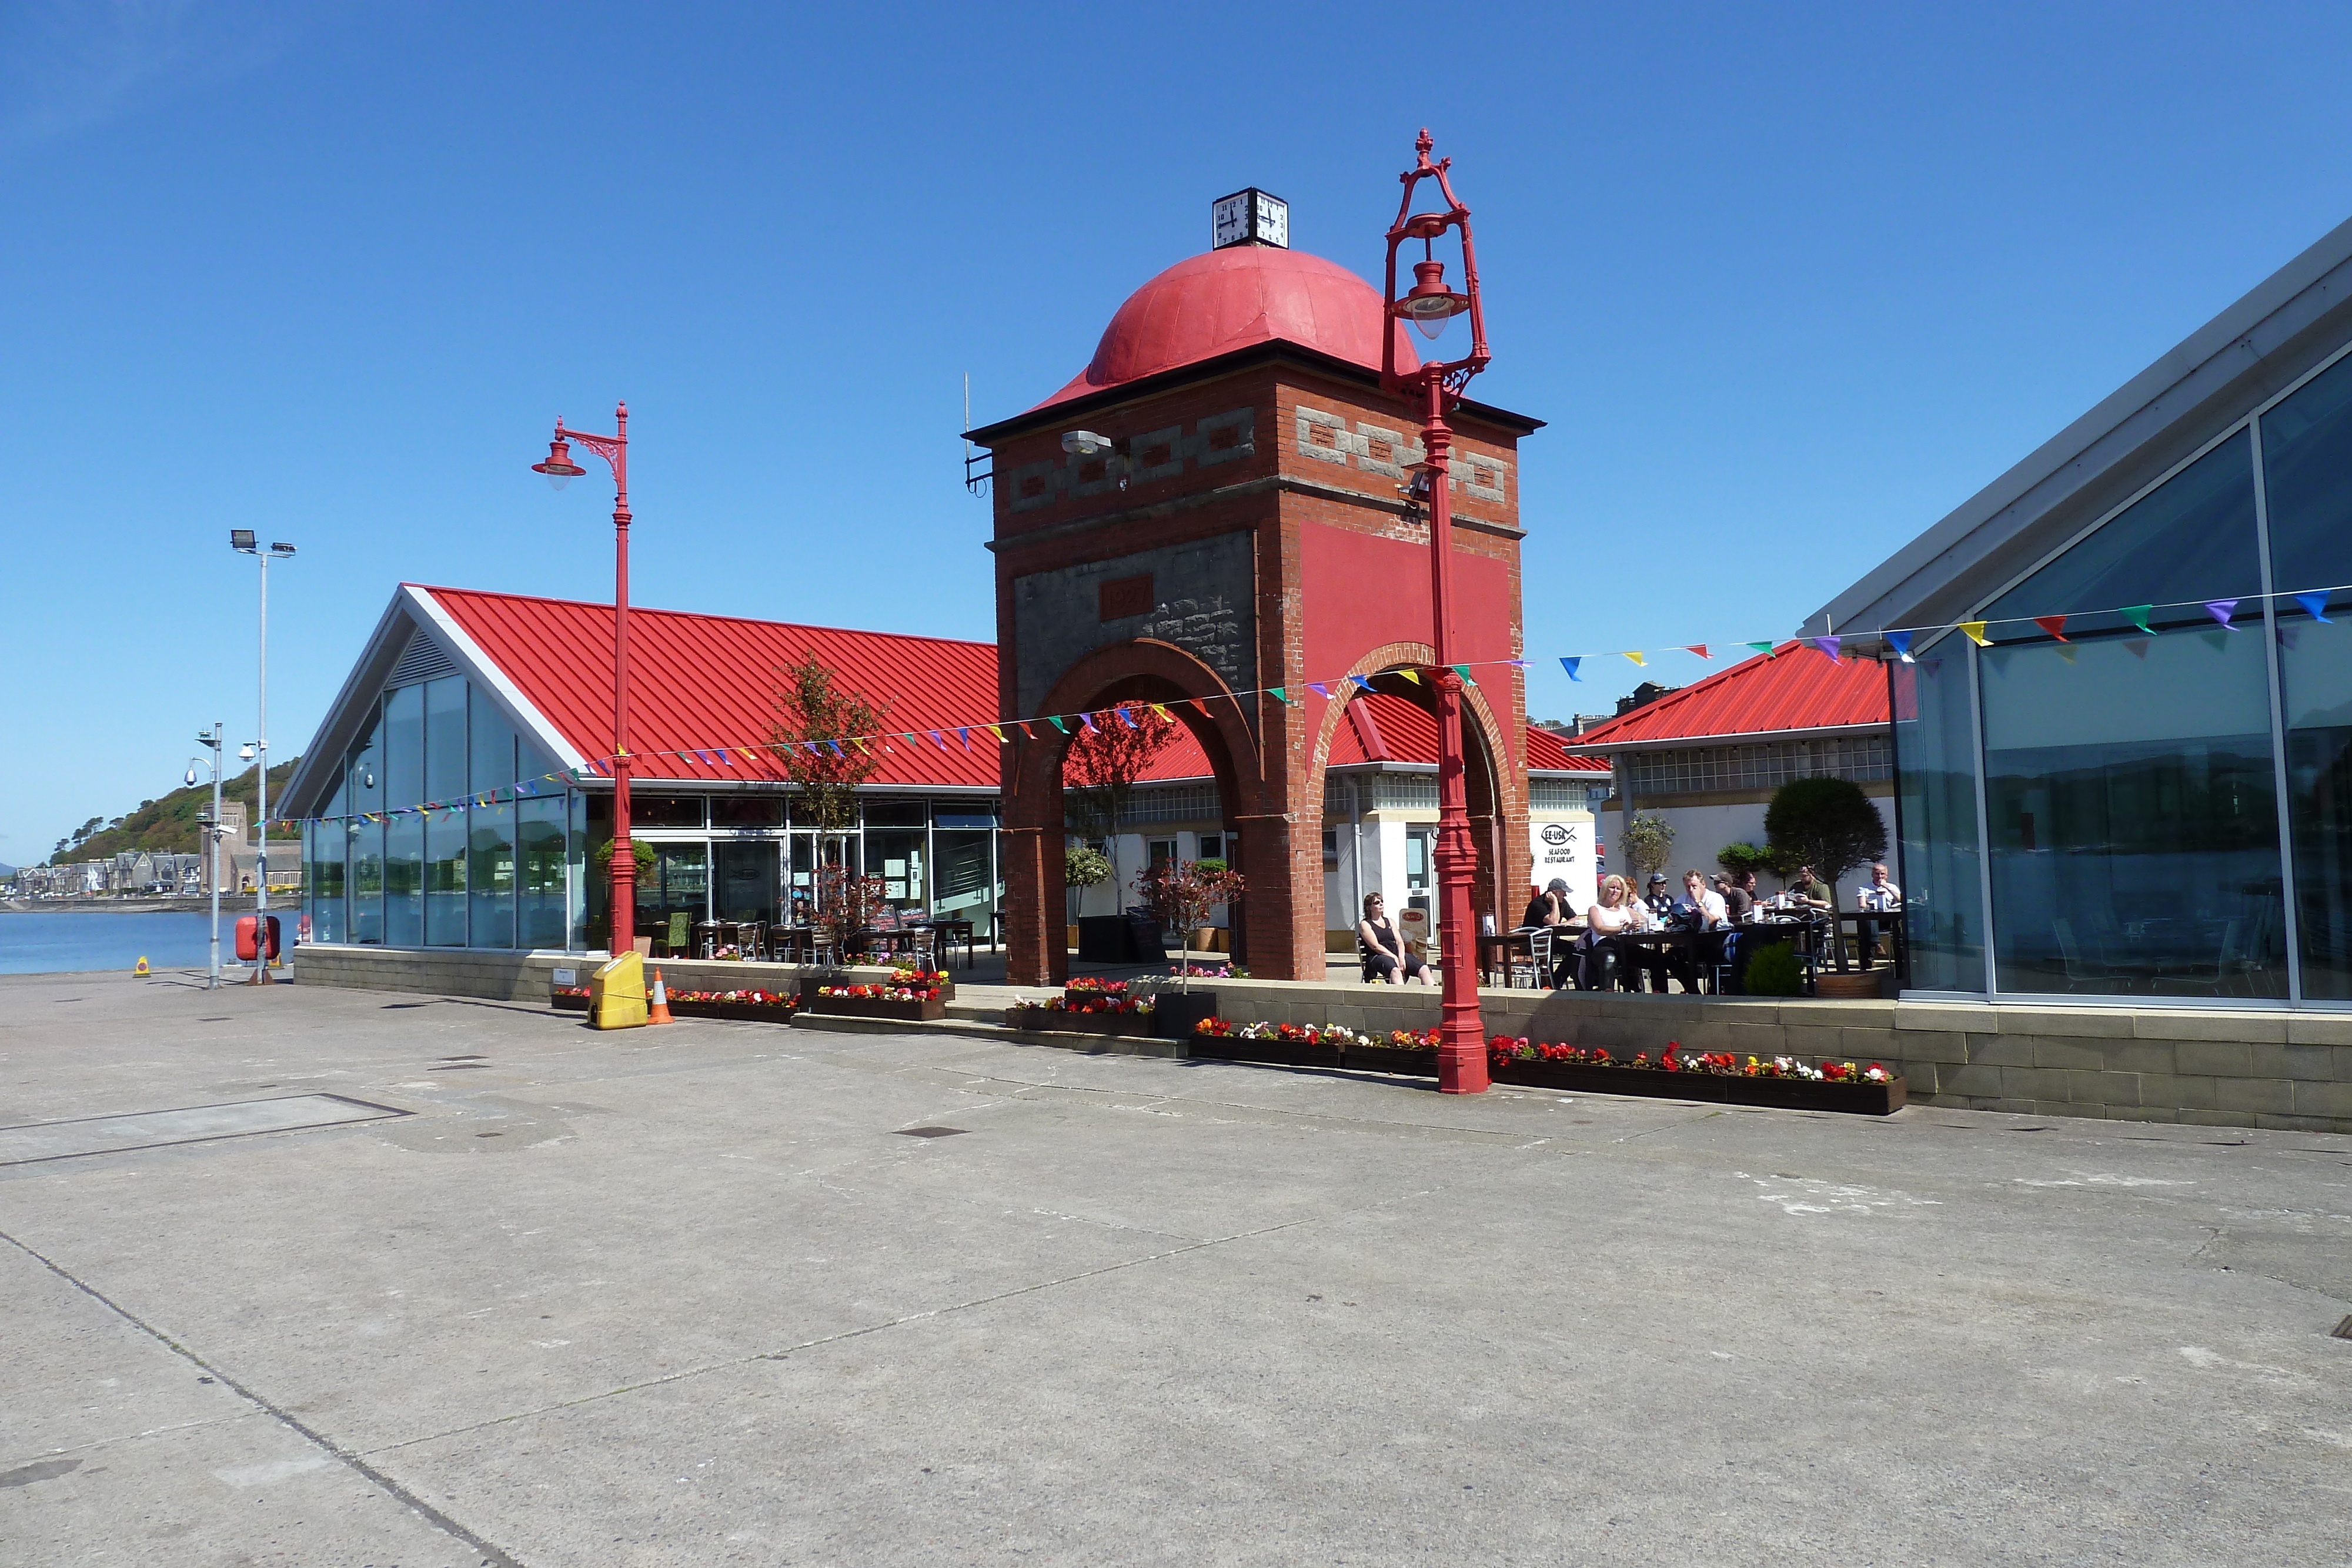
[2123,604,2156,636]
[2205,599,2239,629]
[1622,651,1646,667]
[1560,656,1582,681]
[2201,630,2230,651]
[2296,592,2333,623]
[1747,640,1775,658]
[1307,682,1331,698]
[1451,664,1475,684]
[1114,707,1136,728]
[929,728,948,750]
[1812,636,1842,660]
[1079,712,1100,734]
[958,727,972,750]
[1047,716,1069,734]
[850,738,871,755]
[1189,697,1211,718]
[1960,622,1991,647]
[1886,630,1915,663]
[1267,687,1292,704]
[2057,645,2078,666]
[1148,703,1171,719]
[1399,668,1421,684]
[2032,616,2069,642]
[1351,674,1377,692]
[1685,644,1710,659]
[827,741,847,757]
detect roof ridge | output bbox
[1571,641,1800,742]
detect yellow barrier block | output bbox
[590,950,648,1029]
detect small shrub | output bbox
[1743,941,1804,997]
[1716,842,1774,878]
[1064,847,1112,888]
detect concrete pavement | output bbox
[2,968,2348,1566]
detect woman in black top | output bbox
[1358,893,1431,985]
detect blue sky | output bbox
[7,1,2352,863]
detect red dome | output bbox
[1032,245,1420,410]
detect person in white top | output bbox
[1665,870,1731,990]
[1679,870,1729,929]
[1581,874,1668,991]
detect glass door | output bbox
[714,841,780,925]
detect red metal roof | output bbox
[1566,642,1890,749]
[422,586,1601,791]
[1033,245,1421,411]
[422,586,1003,790]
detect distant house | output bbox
[1567,641,1892,890]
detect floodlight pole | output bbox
[1380,129,1493,1095]
[232,536,293,981]
[199,726,224,989]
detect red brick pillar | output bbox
[1232,812,1323,981]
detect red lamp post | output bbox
[1380,131,1492,1095]
[533,403,636,957]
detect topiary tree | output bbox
[1763,777,1887,893]
[1716,841,1774,880]
[1619,813,1675,882]
[1064,844,1111,923]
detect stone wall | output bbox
[289,945,903,1004]
[1190,981,2352,1134]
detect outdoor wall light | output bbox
[533,434,586,490]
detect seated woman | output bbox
[1358,892,1432,985]
[1582,874,1671,992]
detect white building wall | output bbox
[1602,796,1896,898]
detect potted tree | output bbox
[1134,858,1246,1038]
[1064,845,1110,952]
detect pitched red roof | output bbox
[422,586,1002,790]
[1567,642,1889,748]
[421,586,1602,790]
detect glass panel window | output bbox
[383,684,425,820]
[933,828,995,921]
[469,801,516,948]
[348,703,384,818]
[639,844,707,954]
[348,820,383,944]
[568,790,589,950]
[1984,429,2260,637]
[470,691,517,794]
[2261,351,2352,595]
[424,677,467,800]
[308,822,346,942]
[710,794,786,828]
[385,815,424,947]
[712,841,779,926]
[425,808,467,945]
[1981,630,2284,998]
[1891,647,1985,991]
[864,830,926,911]
[517,733,559,793]
[863,798,928,828]
[630,795,706,828]
[517,798,568,950]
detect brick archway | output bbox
[1001,639,1269,985]
[1302,638,1530,940]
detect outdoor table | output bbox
[1833,910,1905,974]
[1479,925,1583,987]
[923,918,977,969]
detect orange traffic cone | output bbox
[647,968,674,1025]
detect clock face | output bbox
[1252,192,1288,248]
[1212,193,1250,249]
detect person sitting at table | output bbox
[1358,892,1432,986]
[1786,864,1833,911]
[1642,872,1677,922]
[1583,874,1671,992]
[1854,862,1903,960]
[1521,878,1578,931]
[1664,870,1730,990]
[1722,869,1759,926]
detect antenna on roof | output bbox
[963,372,991,497]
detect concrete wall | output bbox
[290,944,907,1004]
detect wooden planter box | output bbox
[552,991,589,1012]
[1008,1005,1158,1037]
[1491,1058,1905,1115]
[669,999,797,1024]
[1342,1044,1441,1078]
[1151,992,1220,1040]
[1191,1037,1344,1070]
[797,988,946,1022]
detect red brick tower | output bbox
[967,200,1542,984]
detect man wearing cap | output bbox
[1521,877,1581,988]
[1642,872,1677,923]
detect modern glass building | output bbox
[1819,215,2352,1006]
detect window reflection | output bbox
[1891,650,1984,990]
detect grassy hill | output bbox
[48,758,300,865]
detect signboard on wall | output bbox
[1529,820,1596,909]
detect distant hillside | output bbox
[47,758,300,866]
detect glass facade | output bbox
[1891,347,2352,1002]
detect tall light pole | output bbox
[1380,129,1492,1095]
[532,403,635,957]
[188,727,224,989]
[232,531,295,982]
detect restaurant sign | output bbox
[1529,820,1596,906]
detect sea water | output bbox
[0,912,222,976]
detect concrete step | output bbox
[787,1009,1191,1058]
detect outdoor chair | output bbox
[664,911,693,958]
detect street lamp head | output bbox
[238,743,256,763]
[270,543,296,557]
[1060,430,1115,457]
[229,530,258,553]
[533,434,587,490]
[1398,259,1471,340]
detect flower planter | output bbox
[1191,1037,1344,1070]
[1491,1059,1904,1115]
[797,987,947,1022]
[669,999,797,1024]
[1007,1005,1158,1037]
[552,990,589,1013]
[1151,992,1220,1040]
[1342,1044,1440,1078]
